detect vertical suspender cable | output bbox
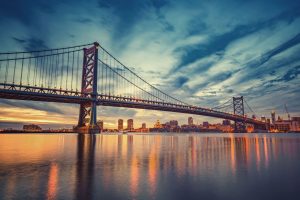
[44,53,48,87]
[55,51,59,88]
[66,50,70,90]
[76,50,80,91]
[40,53,44,86]
[71,50,75,91]
[109,56,111,96]
[101,52,104,94]
[20,53,25,86]
[39,55,42,86]
[49,51,54,88]
[4,54,9,84]
[33,57,37,86]
[12,53,17,84]
[60,50,64,90]
[27,57,31,85]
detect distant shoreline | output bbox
[0,130,74,134]
[1,131,300,134]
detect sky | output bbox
[0,0,300,129]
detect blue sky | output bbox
[0,0,300,128]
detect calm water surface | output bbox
[0,133,300,200]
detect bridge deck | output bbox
[0,84,265,125]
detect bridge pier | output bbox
[75,125,100,134]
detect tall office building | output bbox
[188,117,193,126]
[97,120,104,131]
[127,119,134,130]
[203,121,209,128]
[142,123,146,129]
[23,124,42,132]
[271,111,276,124]
[170,120,178,127]
[222,119,231,126]
[118,119,123,130]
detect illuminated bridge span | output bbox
[0,42,266,133]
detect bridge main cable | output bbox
[97,44,189,106]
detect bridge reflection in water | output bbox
[0,133,300,200]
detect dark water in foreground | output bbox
[0,133,300,200]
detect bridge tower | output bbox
[233,96,246,133]
[75,42,100,134]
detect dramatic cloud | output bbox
[0,0,299,128]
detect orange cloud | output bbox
[0,106,77,124]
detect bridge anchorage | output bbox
[0,42,267,134]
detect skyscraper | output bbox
[118,119,123,130]
[97,120,104,131]
[271,111,276,124]
[142,123,146,129]
[127,119,134,130]
[188,117,193,126]
[203,121,209,128]
[170,120,178,128]
[222,119,231,126]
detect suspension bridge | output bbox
[0,42,266,133]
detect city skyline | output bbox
[2,110,295,132]
[0,0,300,129]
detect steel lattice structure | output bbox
[77,43,99,133]
[0,42,266,133]
[233,96,246,133]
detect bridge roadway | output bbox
[0,83,265,126]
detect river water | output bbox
[0,133,300,200]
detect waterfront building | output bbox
[142,123,146,129]
[127,119,134,130]
[23,124,42,132]
[118,119,123,130]
[274,120,291,132]
[291,117,300,132]
[203,121,209,128]
[97,120,104,131]
[271,111,276,124]
[222,120,231,126]
[188,117,193,126]
[170,120,178,127]
[154,120,162,128]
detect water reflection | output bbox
[75,135,96,200]
[47,162,58,200]
[0,133,300,200]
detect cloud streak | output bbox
[0,0,300,128]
